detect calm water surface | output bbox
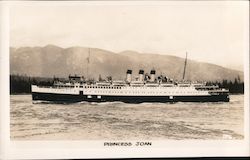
[10,95,244,140]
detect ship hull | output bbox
[32,92,229,103]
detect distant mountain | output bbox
[10,45,244,82]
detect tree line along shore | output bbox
[10,74,244,94]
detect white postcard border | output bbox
[0,1,249,159]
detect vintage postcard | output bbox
[0,0,249,159]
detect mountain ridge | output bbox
[10,45,244,82]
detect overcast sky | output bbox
[10,1,249,71]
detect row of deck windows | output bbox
[80,86,199,90]
[85,91,200,94]
[85,86,122,89]
[56,85,74,88]
[54,85,202,90]
[82,86,197,90]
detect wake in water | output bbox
[32,100,227,106]
[11,94,244,140]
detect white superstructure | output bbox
[31,69,229,103]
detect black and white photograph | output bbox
[0,0,249,159]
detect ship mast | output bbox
[182,52,188,80]
[86,48,90,80]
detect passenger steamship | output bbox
[31,52,229,103]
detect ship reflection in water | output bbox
[11,94,243,140]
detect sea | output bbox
[10,95,244,140]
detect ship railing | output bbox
[130,81,144,85]
[145,83,159,87]
[209,89,229,92]
[54,82,76,86]
[130,85,144,87]
[195,85,219,89]
[35,85,53,89]
[36,85,75,89]
[191,83,206,87]
[112,80,124,82]
[112,84,127,86]
[160,84,174,87]
[208,89,229,95]
[112,80,127,86]
[177,84,191,87]
[96,82,111,86]
[209,91,229,95]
